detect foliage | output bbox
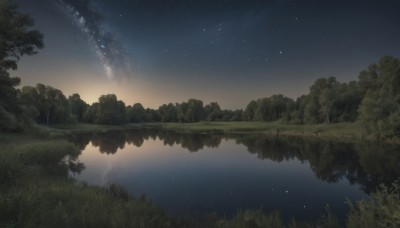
[243,95,297,122]
[82,94,126,125]
[95,94,126,125]
[346,183,400,228]
[215,210,285,228]
[20,83,74,125]
[357,56,400,138]
[68,93,88,122]
[0,0,43,132]
[0,0,43,71]
[126,103,146,123]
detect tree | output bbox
[204,102,222,121]
[377,56,400,100]
[127,103,146,123]
[185,99,205,122]
[20,84,72,125]
[0,0,43,131]
[83,103,99,123]
[356,56,400,138]
[319,89,336,124]
[0,70,25,130]
[68,93,88,122]
[304,98,320,124]
[242,100,258,121]
[0,0,44,71]
[158,103,178,122]
[176,102,189,122]
[95,94,126,125]
[358,97,397,138]
[270,94,295,121]
[254,98,270,121]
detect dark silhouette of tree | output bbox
[68,93,89,122]
[126,103,146,123]
[158,103,178,122]
[0,0,43,71]
[95,94,126,125]
[0,0,43,131]
[20,84,72,125]
[357,56,400,138]
[242,100,258,121]
[205,102,222,121]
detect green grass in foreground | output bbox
[1,131,399,227]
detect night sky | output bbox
[14,0,400,109]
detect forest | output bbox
[2,55,400,139]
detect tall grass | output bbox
[0,147,22,185]
[0,138,174,228]
[0,181,173,228]
[346,183,400,228]
[216,210,285,228]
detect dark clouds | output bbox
[58,0,132,80]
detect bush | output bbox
[346,183,400,228]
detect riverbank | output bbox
[50,121,371,142]
[144,122,364,138]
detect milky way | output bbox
[14,0,400,108]
[58,0,131,80]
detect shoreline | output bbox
[47,121,398,144]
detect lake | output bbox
[67,129,400,222]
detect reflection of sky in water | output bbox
[73,138,367,221]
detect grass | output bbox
[143,121,362,137]
[1,130,399,227]
[49,121,369,142]
[0,135,175,228]
[0,180,173,228]
[50,123,142,134]
[346,183,400,228]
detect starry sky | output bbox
[14,0,400,109]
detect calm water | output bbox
[68,129,400,222]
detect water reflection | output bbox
[68,129,400,194]
[67,129,400,220]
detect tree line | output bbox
[1,0,400,139]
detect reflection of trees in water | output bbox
[159,132,221,152]
[351,143,400,193]
[231,134,400,193]
[68,134,91,151]
[124,131,144,147]
[68,130,400,193]
[91,131,126,154]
